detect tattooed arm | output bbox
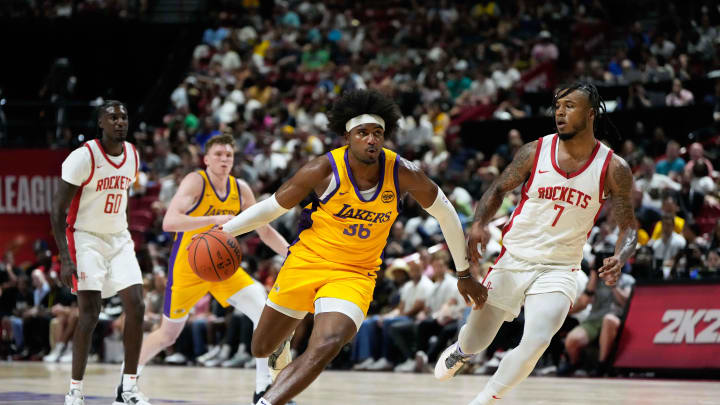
[598,155,638,286]
[468,140,537,263]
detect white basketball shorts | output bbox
[68,228,142,298]
[483,249,579,321]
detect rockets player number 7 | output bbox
[552,204,564,226]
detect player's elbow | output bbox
[162,215,178,232]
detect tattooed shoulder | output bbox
[609,154,633,195]
[495,140,537,193]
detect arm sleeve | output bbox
[222,193,289,236]
[423,188,471,272]
[61,147,91,186]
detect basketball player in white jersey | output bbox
[435,82,638,404]
[51,101,151,405]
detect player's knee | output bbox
[159,324,182,346]
[125,301,146,324]
[77,305,101,331]
[251,335,276,358]
[524,334,553,353]
[308,333,347,363]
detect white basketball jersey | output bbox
[66,139,138,234]
[501,133,613,266]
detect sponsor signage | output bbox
[614,283,720,370]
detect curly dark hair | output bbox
[328,89,401,137]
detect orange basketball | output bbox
[188,229,242,282]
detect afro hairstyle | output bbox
[328,89,401,137]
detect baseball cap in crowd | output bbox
[386,258,410,281]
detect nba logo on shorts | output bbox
[80,272,86,280]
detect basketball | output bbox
[188,229,242,282]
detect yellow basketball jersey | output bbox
[289,146,400,272]
[164,170,255,319]
[170,170,243,267]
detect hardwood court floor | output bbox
[1,362,719,405]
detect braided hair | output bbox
[553,81,621,144]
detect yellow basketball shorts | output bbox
[268,251,376,316]
[163,264,255,319]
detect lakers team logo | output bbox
[381,190,395,203]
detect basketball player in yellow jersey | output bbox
[221,90,488,405]
[135,134,290,403]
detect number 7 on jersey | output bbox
[552,204,565,227]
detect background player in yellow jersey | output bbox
[221,90,488,405]
[135,134,290,403]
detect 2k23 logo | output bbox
[653,309,720,344]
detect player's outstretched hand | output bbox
[60,259,77,290]
[467,222,490,265]
[457,274,488,310]
[598,256,621,286]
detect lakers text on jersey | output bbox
[269,146,400,315]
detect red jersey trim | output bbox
[522,137,544,193]
[94,139,127,169]
[502,183,530,238]
[588,200,607,239]
[66,227,78,293]
[599,149,614,201]
[502,139,542,238]
[66,187,83,230]
[67,143,94,228]
[550,134,601,179]
[482,246,506,285]
[82,143,95,186]
[130,143,139,178]
[587,149,614,239]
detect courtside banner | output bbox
[0,149,68,263]
[614,283,720,370]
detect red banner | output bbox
[0,149,69,264]
[614,283,720,370]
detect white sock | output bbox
[122,374,138,392]
[256,398,272,405]
[469,379,505,405]
[469,392,500,405]
[256,357,272,393]
[120,363,144,378]
[70,379,83,393]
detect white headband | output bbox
[345,114,385,132]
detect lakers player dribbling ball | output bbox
[220,89,488,405]
[51,101,151,405]
[434,81,638,405]
[136,134,291,404]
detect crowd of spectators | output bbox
[2,0,720,381]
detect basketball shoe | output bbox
[64,389,84,405]
[434,342,472,380]
[253,386,297,405]
[113,384,152,405]
[268,336,293,380]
